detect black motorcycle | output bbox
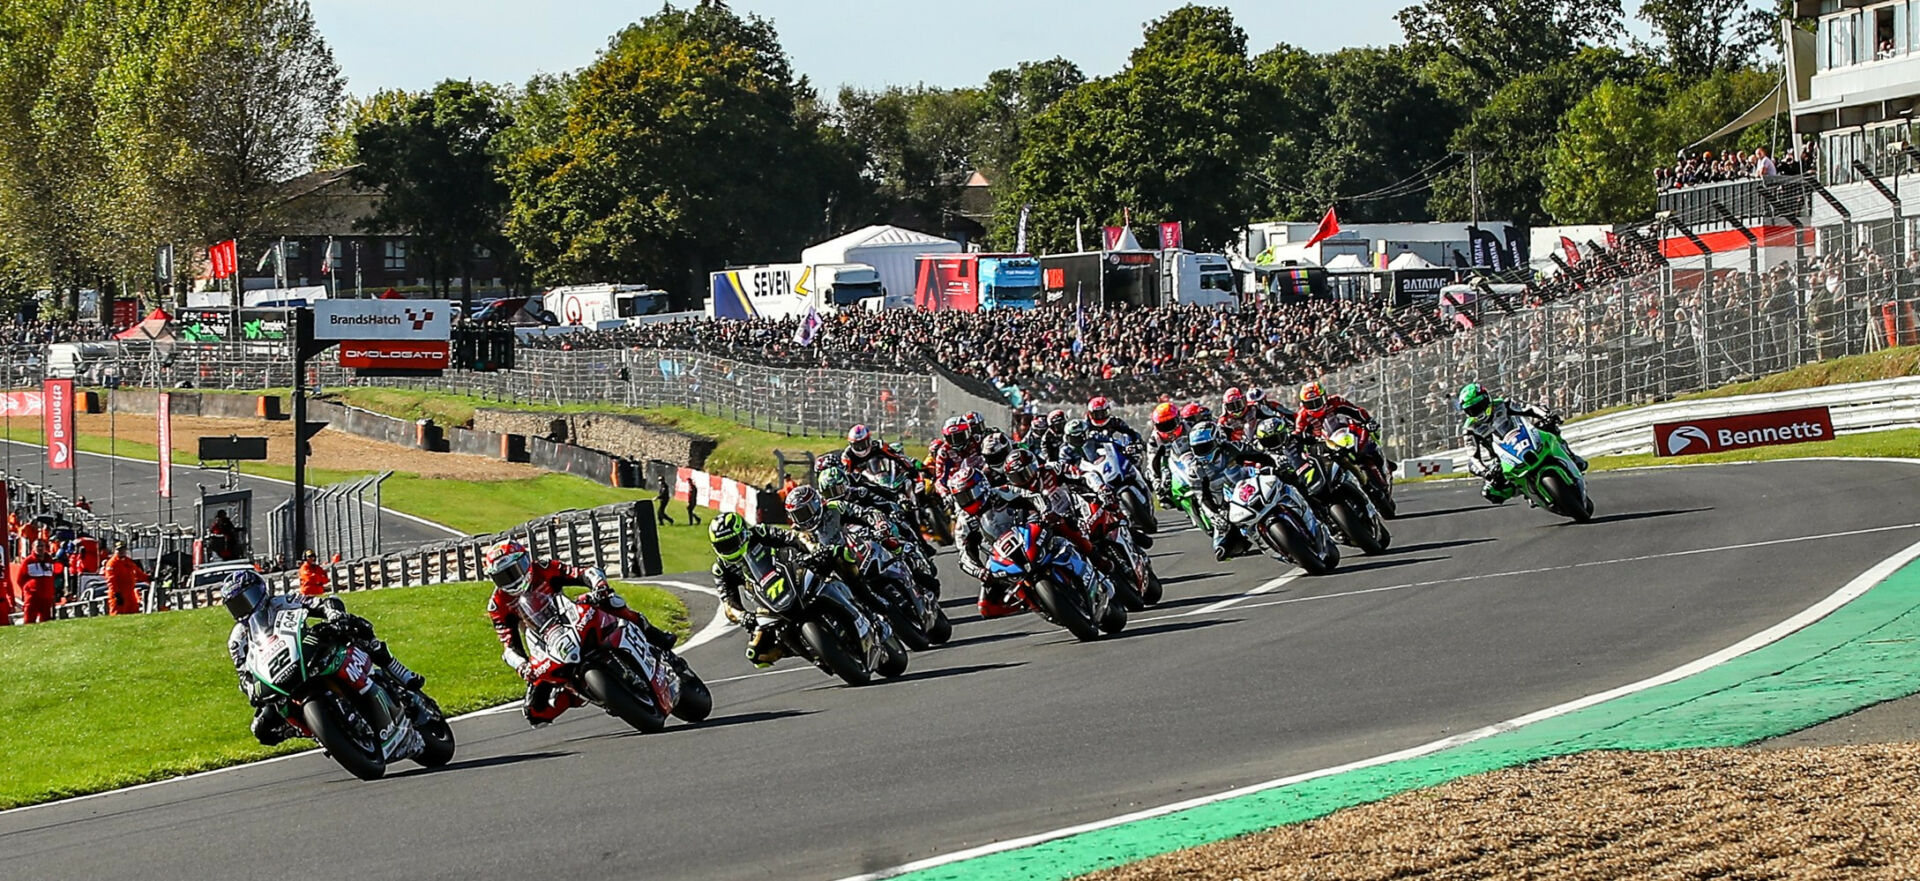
[740,546,911,687]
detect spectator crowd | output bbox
[1656,145,1814,192]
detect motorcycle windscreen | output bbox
[1227,480,1265,524]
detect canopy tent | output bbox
[1323,253,1369,272]
[1687,76,1789,151]
[1387,252,1438,270]
[1111,226,1145,251]
[113,307,174,341]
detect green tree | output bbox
[1304,47,1460,223]
[836,85,990,231]
[1248,43,1331,221]
[315,88,421,169]
[352,80,511,311]
[1543,80,1662,223]
[1130,4,1247,65]
[491,73,575,162]
[1396,0,1624,101]
[504,2,832,305]
[1637,0,1776,78]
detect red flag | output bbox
[1102,226,1125,250]
[1304,206,1342,249]
[1158,221,1183,250]
[209,239,237,279]
[1560,236,1582,264]
[43,379,73,471]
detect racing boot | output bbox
[250,706,298,746]
[366,640,424,690]
[747,627,785,668]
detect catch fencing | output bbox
[264,472,389,566]
[6,474,198,621]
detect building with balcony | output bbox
[1789,0,1920,259]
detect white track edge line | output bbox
[836,508,1920,879]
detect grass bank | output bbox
[0,579,686,810]
[1573,345,1920,424]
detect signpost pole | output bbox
[293,309,312,557]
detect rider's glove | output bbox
[514,661,534,681]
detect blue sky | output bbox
[312,0,1416,95]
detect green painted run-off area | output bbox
[897,549,1920,881]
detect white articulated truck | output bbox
[706,263,885,320]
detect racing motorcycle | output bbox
[742,545,911,686]
[984,508,1127,641]
[1167,453,1209,531]
[875,459,952,545]
[1491,414,1593,522]
[1321,416,1397,519]
[241,609,455,780]
[1076,469,1162,611]
[1296,441,1392,555]
[1074,437,1158,534]
[520,586,714,734]
[841,529,953,650]
[1224,465,1342,575]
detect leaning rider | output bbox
[947,465,1109,618]
[1185,421,1287,561]
[707,513,812,667]
[1294,381,1392,478]
[1085,396,1143,445]
[224,570,422,746]
[483,539,680,727]
[782,485,918,612]
[1458,383,1588,504]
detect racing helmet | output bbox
[1246,387,1268,406]
[785,486,826,532]
[941,416,974,451]
[946,466,989,516]
[484,539,533,595]
[981,432,1012,467]
[221,569,270,621]
[1046,409,1068,431]
[1086,396,1114,427]
[709,513,749,561]
[1254,417,1289,450]
[816,466,851,500]
[1063,418,1090,448]
[1299,381,1326,413]
[1459,383,1491,419]
[1004,448,1039,488]
[1223,387,1247,416]
[846,424,873,457]
[1188,421,1222,459]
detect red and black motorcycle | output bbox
[520,591,712,733]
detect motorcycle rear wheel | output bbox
[413,718,456,767]
[302,699,386,781]
[582,666,666,733]
[801,619,872,686]
[927,606,954,645]
[1033,577,1102,641]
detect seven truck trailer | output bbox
[706,263,885,320]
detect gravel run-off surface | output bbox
[1083,743,1920,881]
[75,412,542,481]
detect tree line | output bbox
[0,0,1789,311]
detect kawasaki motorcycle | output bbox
[742,545,910,686]
[242,609,454,781]
[1492,415,1593,522]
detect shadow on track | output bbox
[1159,571,1229,587]
[1116,618,1237,639]
[1394,504,1491,520]
[1387,537,1496,555]
[388,751,571,777]
[939,630,1037,650]
[887,662,1027,684]
[655,709,816,734]
[1334,556,1446,574]
[1571,507,1713,526]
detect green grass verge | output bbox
[1573,346,1920,424]
[0,579,686,810]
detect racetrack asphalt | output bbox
[4,459,1917,881]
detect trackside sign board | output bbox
[1653,406,1835,457]
[314,299,451,341]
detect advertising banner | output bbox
[338,339,452,369]
[1,391,43,416]
[178,307,234,342]
[43,379,73,470]
[1158,221,1183,250]
[314,299,451,341]
[238,308,292,341]
[1653,406,1834,457]
[158,392,173,498]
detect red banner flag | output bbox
[1559,236,1582,264]
[1102,226,1124,250]
[209,239,237,279]
[43,379,72,471]
[1158,221,1183,250]
[1304,206,1342,249]
[158,391,173,498]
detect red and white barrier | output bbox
[675,467,765,523]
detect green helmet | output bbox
[1458,383,1491,419]
[709,512,748,561]
[817,466,850,500]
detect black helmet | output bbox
[222,570,270,621]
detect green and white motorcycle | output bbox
[1490,415,1593,522]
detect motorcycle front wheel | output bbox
[302,698,386,781]
[1033,577,1101,641]
[1331,492,1388,555]
[1263,519,1335,576]
[800,619,872,686]
[581,666,667,733]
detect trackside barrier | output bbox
[675,467,765,524]
[1422,375,1920,467]
[130,500,661,616]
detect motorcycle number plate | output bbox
[1235,483,1260,503]
[995,533,1024,559]
[276,609,304,632]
